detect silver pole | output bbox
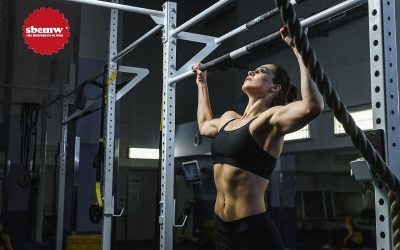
[101,1,118,250]
[35,108,48,242]
[160,2,176,249]
[301,0,367,27]
[214,25,249,45]
[369,0,400,248]
[169,0,232,37]
[214,0,300,44]
[112,24,163,62]
[55,85,69,250]
[169,0,367,84]
[65,0,163,16]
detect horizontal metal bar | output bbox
[65,0,163,16]
[169,0,367,85]
[44,71,104,108]
[170,0,233,37]
[112,25,163,62]
[0,83,61,92]
[64,99,101,124]
[214,0,301,44]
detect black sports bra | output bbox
[211,117,277,179]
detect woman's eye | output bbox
[260,68,267,74]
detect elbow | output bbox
[306,102,324,118]
[198,127,207,136]
[198,123,208,136]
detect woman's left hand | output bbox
[280,26,295,48]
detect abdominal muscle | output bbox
[213,163,269,222]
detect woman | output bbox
[192,26,324,250]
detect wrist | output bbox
[198,82,208,87]
[292,47,301,56]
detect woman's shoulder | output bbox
[216,111,241,127]
[220,111,241,120]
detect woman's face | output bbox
[242,64,276,97]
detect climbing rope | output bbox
[275,0,400,248]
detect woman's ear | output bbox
[271,84,281,93]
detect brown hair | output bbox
[270,64,298,106]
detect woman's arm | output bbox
[269,26,324,135]
[192,63,219,137]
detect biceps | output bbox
[199,118,219,137]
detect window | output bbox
[284,125,310,141]
[334,109,373,135]
[128,147,159,159]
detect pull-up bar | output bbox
[168,0,367,85]
[112,24,163,62]
[65,0,164,17]
[215,0,302,44]
[169,0,233,37]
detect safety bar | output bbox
[215,0,302,44]
[169,0,367,84]
[169,0,233,37]
[112,25,163,62]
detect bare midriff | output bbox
[213,163,269,222]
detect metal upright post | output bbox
[368,0,400,249]
[35,106,48,242]
[102,1,118,250]
[56,84,69,250]
[160,2,176,250]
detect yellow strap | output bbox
[107,70,118,86]
[95,182,103,207]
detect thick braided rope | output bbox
[388,189,400,250]
[275,0,400,248]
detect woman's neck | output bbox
[242,97,271,119]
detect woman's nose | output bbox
[248,71,254,76]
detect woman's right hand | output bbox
[192,63,207,86]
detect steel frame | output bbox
[53,0,399,249]
[368,0,399,249]
[55,84,69,250]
